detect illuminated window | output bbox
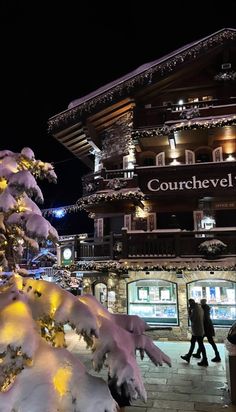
[127,279,178,325]
[187,279,236,327]
[188,97,199,103]
[202,96,213,101]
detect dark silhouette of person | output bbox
[192,298,221,362]
[181,298,208,366]
[108,375,131,412]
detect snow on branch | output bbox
[0,276,171,411]
[0,147,58,271]
[0,283,116,412]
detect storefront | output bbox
[112,269,236,341]
[127,279,178,325]
[187,279,236,326]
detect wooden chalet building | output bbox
[49,28,236,340]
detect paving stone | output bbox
[66,332,236,412]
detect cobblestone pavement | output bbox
[65,330,236,412]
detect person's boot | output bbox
[211,353,221,362]
[192,352,201,359]
[197,359,208,367]
[180,354,191,363]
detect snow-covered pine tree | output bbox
[0,148,171,412]
[0,147,58,271]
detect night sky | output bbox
[1,1,235,234]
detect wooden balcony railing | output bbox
[134,97,236,128]
[82,169,138,196]
[77,229,236,261]
[79,234,122,260]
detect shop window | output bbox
[127,279,178,325]
[187,279,236,327]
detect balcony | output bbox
[82,169,138,196]
[78,229,236,261]
[134,97,236,128]
[82,161,236,201]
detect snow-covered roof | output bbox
[31,250,57,262]
[67,28,235,110]
[48,28,236,136]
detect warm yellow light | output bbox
[224,142,236,154]
[54,331,66,348]
[20,159,32,169]
[0,178,7,191]
[0,301,29,342]
[135,206,148,218]
[170,159,181,165]
[53,366,72,396]
[3,300,28,317]
[226,154,235,161]
[49,290,62,316]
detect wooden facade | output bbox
[50,29,236,340]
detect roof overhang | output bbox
[49,28,236,129]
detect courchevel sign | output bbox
[147,173,235,192]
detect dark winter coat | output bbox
[189,303,205,337]
[202,303,215,337]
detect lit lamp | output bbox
[53,208,66,218]
[168,134,176,150]
[226,154,235,162]
[176,269,183,278]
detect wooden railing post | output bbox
[109,232,114,260]
[174,232,181,257]
[121,228,128,259]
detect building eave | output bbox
[48,28,236,133]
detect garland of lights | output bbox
[55,260,236,273]
[214,71,236,81]
[45,113,236,217]
[132,115,236,138]
[41,190,145,216]
[48,29,236,133]
[76,190,145,211]
[42,204,79,217]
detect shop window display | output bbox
[187,279,236,326]
[127,279,178,325]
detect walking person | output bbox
[192,298,221,362]
[181,298,209,367]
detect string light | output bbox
[55,260,236,273]
[132,115,236,139]
[42,204,79,217]
[48,29,236,132]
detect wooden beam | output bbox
[87,98,134,122]
[67,138,88,150]
[60,133,86,146]
[54,122,83,138]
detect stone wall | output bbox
[82,270,235,342]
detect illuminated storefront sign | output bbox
[147,173,234,192]
[137,163,236,196]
